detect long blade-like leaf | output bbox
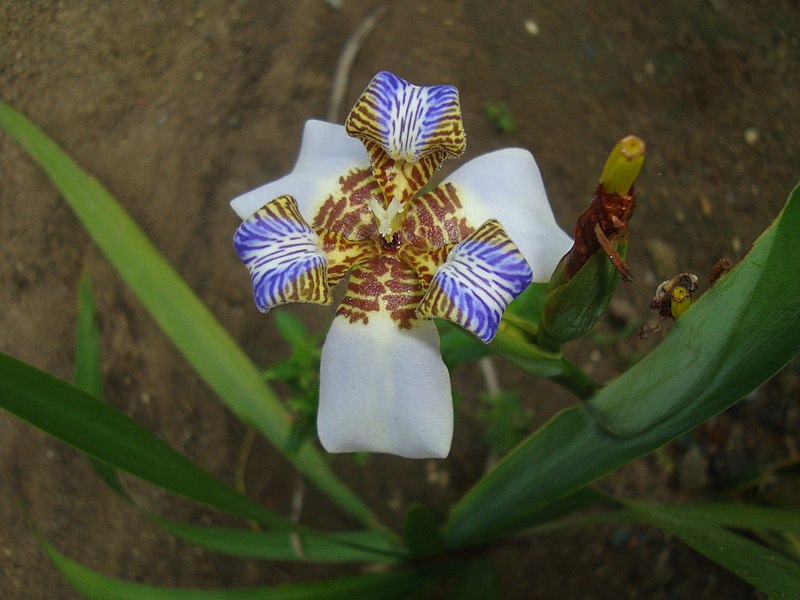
[0,100,375,526]
[643,503,800,533]
[146,514,400,563]
[1,351,290,528]
[444,184,800,546]
[628,503,800,599]
[42,539,436,600]
[75,269,103,398]
[75,270,131,496]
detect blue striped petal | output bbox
[346,71,465,163]
[417,220,533,343]
[233,195,331,312]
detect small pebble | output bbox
[743,127,759,145]
[610,527,632,548]
[524,19,540,35]
[699,194,713,217]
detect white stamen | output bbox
[369,196,404,239]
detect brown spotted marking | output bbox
[402,183,473,248]
[318,229,381,288]
[397,243,454,289]
[313,168,381,241]
[337,255,424,329]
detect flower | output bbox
[231,72,571,458]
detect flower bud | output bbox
[538,136,645,349]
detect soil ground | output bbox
[1,1,799,598]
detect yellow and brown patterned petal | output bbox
[231,120,382,242]
[361,138,449,209]
[404,149,573,282]
[397,242,455,290]
[400,181,474,249]
[346,71,466,206]
[317,229,381,289]
[417,220,533,343]
[233,195,331,312]
[336,255,424,330]
[311,166,382,241]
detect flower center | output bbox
[368,196,405,242]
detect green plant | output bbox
[485,102,516,134]
[2,72,799,598]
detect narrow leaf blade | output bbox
[42,539,435,600]
[0,351,290,528]
[146,514,401,563]
[629,503,800,599]
[74,270,129,496]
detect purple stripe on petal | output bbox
[417,220,532,343]
[346,71,465,162]
[233,195,331,312]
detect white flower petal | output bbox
[230,120,371,222]
[444,148,573,282]
[317,313,453,459]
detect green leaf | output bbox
[0,100,375,527]
[75,274,386,562]
[628,502,800,599]
[540,240,626,347]
[1,351,289,528]
[446,562,501,600]
[75,269,103,399]
[479,389,532,456]
[444,186,800,547]
[272,311,314,354]
[42,539,436,600]
[75,270,129,497]
[640,502,800,534]
[437,321,489,369]
[588,184,800,436]
[404,504,445,559]
[145,514,401,563]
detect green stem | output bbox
[550,357,598,401]
[491,325,598,400]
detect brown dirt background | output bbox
[1,1,799,598]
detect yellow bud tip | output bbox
[600,135,646,195]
